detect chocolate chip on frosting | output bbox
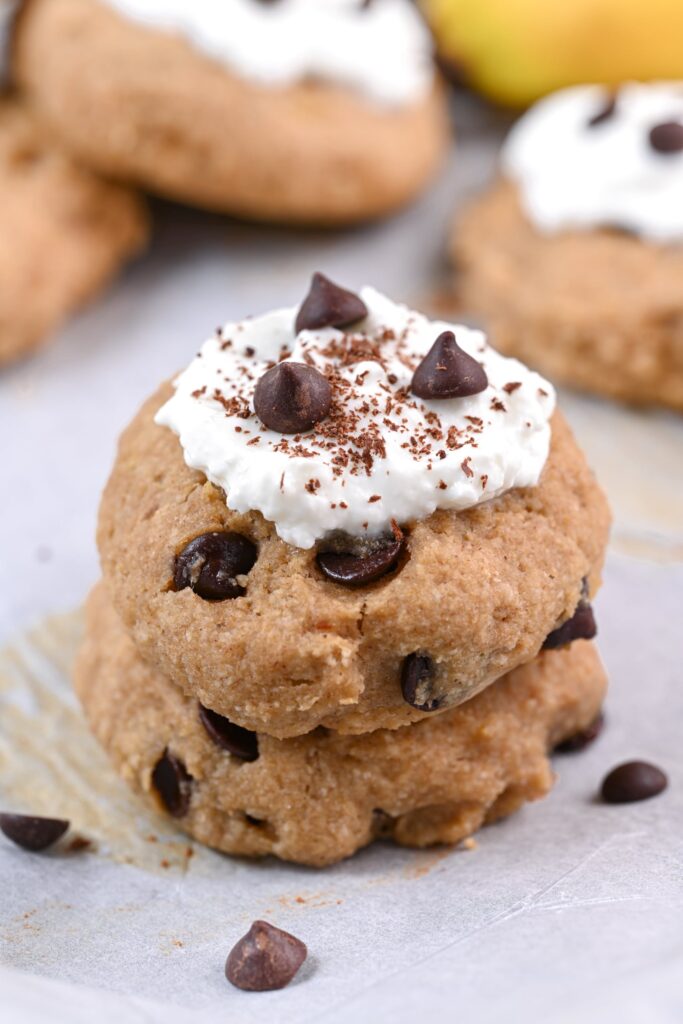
[295,272,368,334]
[226,920,308,991]
[401,653,443,711]
[601,761,668,804]
[198,704,259,761]
[174,532,257,601]
[411,330,488,400]
[587,93,617,128]
[254,361,332,434]
[317,526,404,587]
[151,750,193,817]
[648,121,683,154]
[0,812,69,852]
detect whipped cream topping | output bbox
[156,289,555,549]
[101,0,433,107]
[503,82,683,244]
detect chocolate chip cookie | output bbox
[15,0,449,225]
[75,585,608,867]
[452,84,683,411]
[97,281,608,738]
[0,96,148,365]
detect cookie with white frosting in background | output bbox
[14,0,449,225]
[96,276,610,738]
[0,6,148,365]
[452,82,683,412]
[75,583,607,867]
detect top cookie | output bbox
[15,0,449,224]
[98,280,610,738]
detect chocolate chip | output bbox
[587,93,617,127]
[0,813,69,852]
[601,761,668,804]
[226,920,307,991]
[542,600,597,649]
[198,704,259,761]
[174,532,257,601]
[648,121,683,154]
[317,529,404,587]
[411,331,488,400]
[295,272,368,334]
[554,711,605,753]
[254,361,332,434]
[401,653,443,712]
[151,751,193,817]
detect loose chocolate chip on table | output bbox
[254,361,332,434]
[226,920,308,991]
[295,272,368,334]
[198,704,259,761]
[151,750,194,817]
[601,761,668,804]
[317,529,404,587]
[587,93,617,127]
[554,711,605,753]
[0,813,69,852]
[411,331,488,400]
[174,532,257,601]
[401,653,443,712]
[648,121,683,154]
[542,601,597,649]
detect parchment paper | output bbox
[1,96,682,1023]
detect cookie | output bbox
[74,584,608,867]
[452,84,683,411]
[0,96,148,365]
[15,0,449,225]
[97,283,610,738]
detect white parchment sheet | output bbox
[1,98,682,1022]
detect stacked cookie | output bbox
[75,276,610,866]
[0,1,147,366]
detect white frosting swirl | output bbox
[156,288,555,549]
[100,0,433,107]
[503,82,683,244]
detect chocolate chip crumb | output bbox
[174,532,257,601]
[317,527,404,587]
[554,711,605,753]
[226,920,307,991]
[401,653,443,712]
[151,751,193,817]
[601,761,667,804]
[199,705,259,761]
[0,813,69,852]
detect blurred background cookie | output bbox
[0,97,148,365]
[452,83,683,411]
[15,0,450,225]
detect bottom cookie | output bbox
[74,585,607,867]
[0,97,148,365]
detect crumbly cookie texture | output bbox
[75,585,608,867]
[0,97,148,366]
[15,0,449,225]
[97,384,610,738]
[453,180,683,412]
